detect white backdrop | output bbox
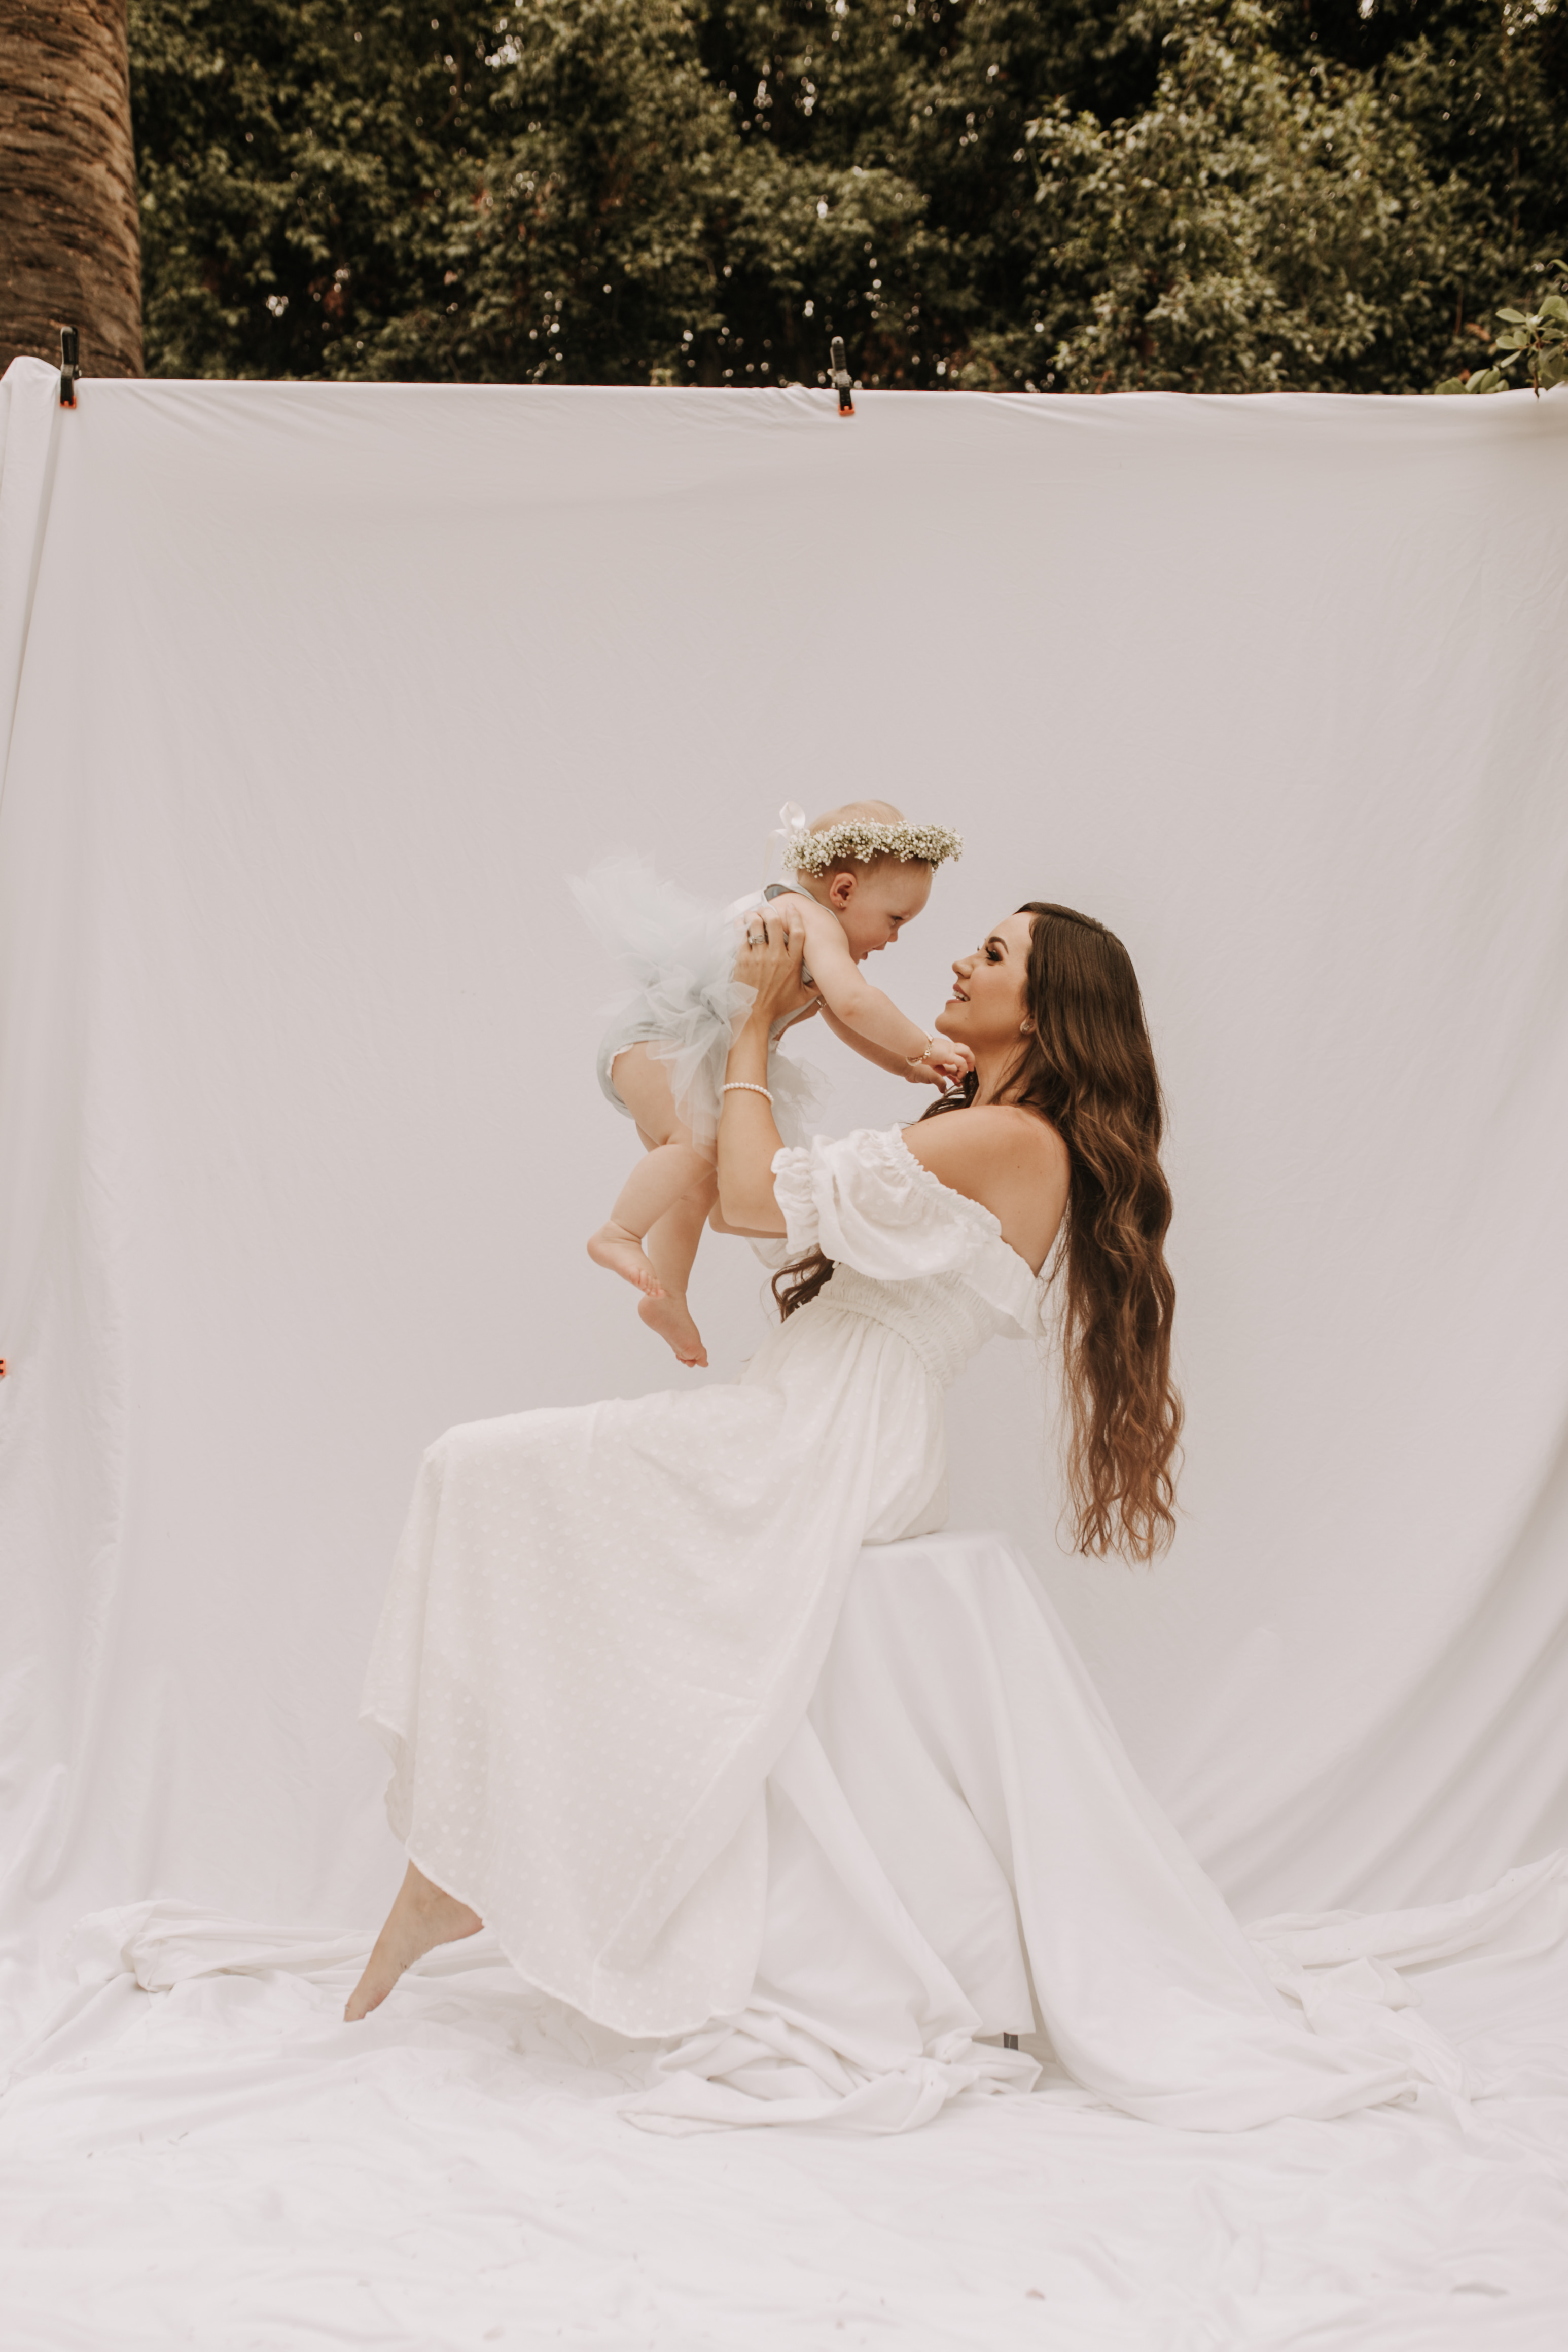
[2,354,1566,1968]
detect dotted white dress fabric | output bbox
[359,1127,1044,2038]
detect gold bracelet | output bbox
[722,1081,774,1103]
[904,1034,940,1067]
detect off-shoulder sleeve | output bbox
[770,1126,1003,1284]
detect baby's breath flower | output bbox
[785,822,964,875]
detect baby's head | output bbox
[787,801,963,961]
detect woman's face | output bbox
[937,912,1034,1051]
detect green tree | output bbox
[1373,0,1568,381]
[128,0,1568,391]
[1009,0,1463,393]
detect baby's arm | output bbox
[818,1005,957,1086]
[795,903,971,1080]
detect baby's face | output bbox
[836,861,933,959]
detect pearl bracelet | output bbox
[722,1081,774,1103]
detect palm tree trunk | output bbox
[0,0,142,377]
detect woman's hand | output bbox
[733,903,813,1030]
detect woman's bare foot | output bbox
[638,1289,708,1368]
[587,1221,664,1297]
[343,1861,482,2023]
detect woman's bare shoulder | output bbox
[902,1103,1067,1182]
[902,1107,1067,1271]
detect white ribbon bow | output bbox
[765,801,810,882]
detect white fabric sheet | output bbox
[3,357,1568,2332]
[4,1915,1564,2352]
[2,361,1566,1949]
[5,1543,1568,2344]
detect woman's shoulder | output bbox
[898,1106,1067,1274]
[901,1102,1067,1183]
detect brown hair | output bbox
[773,902,1182,1561]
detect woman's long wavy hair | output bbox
[773,903,1182,1561]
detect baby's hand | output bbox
[907,1037,976,1088]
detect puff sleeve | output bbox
[769,1126,1003,1285]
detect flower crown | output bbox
[782,818,964,876]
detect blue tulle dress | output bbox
[571,859,822,1148]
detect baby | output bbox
[574,801,971,1367]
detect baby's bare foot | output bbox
[639,1290,708,1368]
[344,1861,482,2023]
[587,1222,664,1297]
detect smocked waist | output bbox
[815,1266,967,1387]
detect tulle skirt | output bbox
[571,859,819,1148]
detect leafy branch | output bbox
[1436,261,1568,399]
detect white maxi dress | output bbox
[361,1126,1552,2133]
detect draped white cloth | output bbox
[4,359,1566,1963]
[639,1530,1567,2134]
[4,356,1568,2330]
[364,1125,1561,2131]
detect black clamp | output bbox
[59,326,80,409]
[829,335,854,417]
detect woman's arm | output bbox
[714,910,802,1236]
[707,1200,783,1238]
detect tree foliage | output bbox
[129,0,1568,391]
[1436,260,1568,390]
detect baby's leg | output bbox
[589,1049,716,1340]
[644,1169,720,1299]
[638,1168,720,1368]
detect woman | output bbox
[343,900,1470,2131]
